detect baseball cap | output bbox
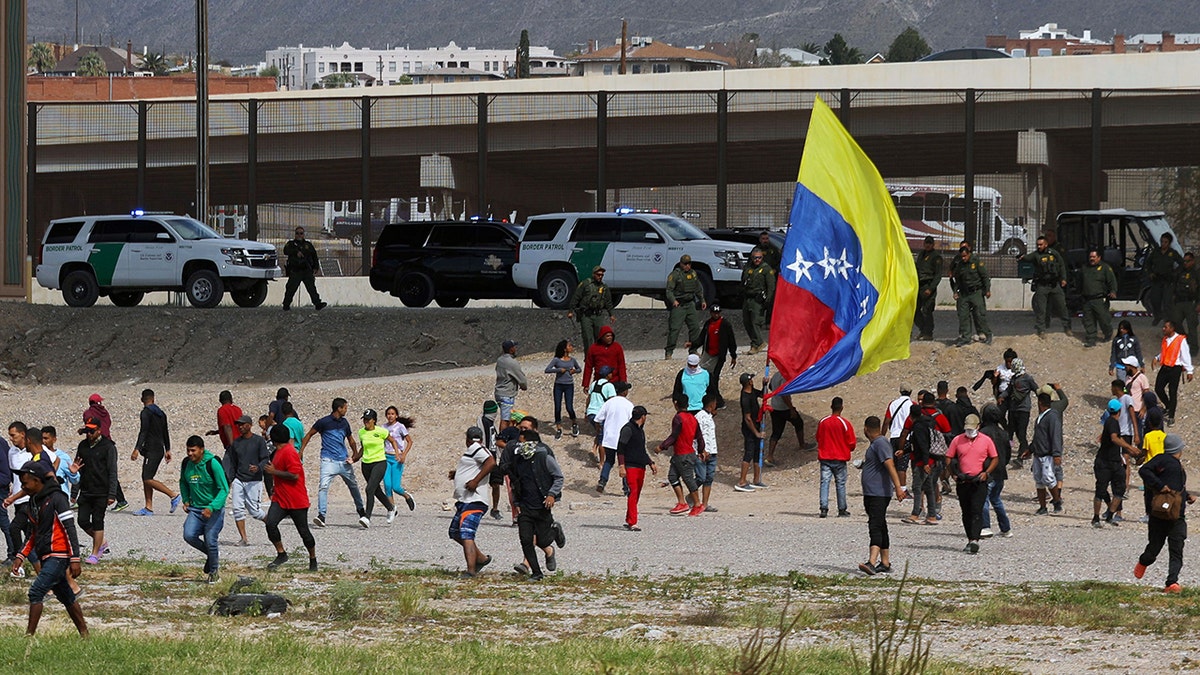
[466,426,484,441]
[963,414,980,431]
[88,393,103,404]
[362,408,378,420]
[12,460,50,478]
[598,365,614,377]
[235,415,254,425]
[1038,384,1056,397]
[592,265,605,274]
[739,373,755,385]
[679,254,692,264]
[1164,434,1186,455]
[631,405,650,419]
[1121,355,1140,368]
[1107,398,1122,414]
[899,386,912,395]
[614,381,632,393]
[502,339,518,352]
[78,417,101,434]
[686,354,700,366]
[709,304,721,313]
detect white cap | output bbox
[1122,355,1140,368]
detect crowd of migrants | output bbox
[0,231,1195,636]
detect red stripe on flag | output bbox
[769,280,846,379]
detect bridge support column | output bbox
[2,0,27,297]
[596,91,607,212]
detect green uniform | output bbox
[758,243,782,276]
[741,261,775,349]
[950,253,992,344]
[665,267,705,356]
[569,277,614,347]
[1020,247,1070,335]
[1146,246,1183,323]
[1077,261,1118,346]
[1171,264,1200,351]
[913,249,943,340]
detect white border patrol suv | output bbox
[512,210,755,310]
[36,212,281,308]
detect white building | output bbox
[266,41,570,89]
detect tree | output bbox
[821,33,863,65]
[756,47,797,68]
[76,52,107,77]
[321,72,356,88]
[397,74,413,85]
[142,51,169,76]
[1155,167,1200,246]
[28,42,55,73]
[886,27,932,62]
[731,32,760,68]
[259,64,279,78]
[517,29,530,79]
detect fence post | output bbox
[25,102,36,261]
[596,91,607,212]
[964,89,976,249]
[716,89,728,229]
[137,101,147,208]
[361,95,371,274]
[477,92,488,217]
[1091,89,1102,210]
[247,99,258,241]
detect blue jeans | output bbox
[0,505,12,560]
[819,460,848,512]
[183,506,225,574]
[597,447,628,494]
[318,459,366,518]
[28,556,75,606]
[980,479,1010,533]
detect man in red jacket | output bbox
[582,326,627,389]
[816,397,856,518]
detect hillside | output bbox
[27,0,1199,69]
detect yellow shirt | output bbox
[1143,429,1166,463]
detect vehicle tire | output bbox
[538,269,576,310]
[435,296,469,308]
[609,292,623,309]
[185,269,224,308]
[695,268,716,308]
[62,270,99,308]
[351,232,364,248]
[397,272,434,308]
[1001,238,1026,257]
[231,280,269,308]
[531,295,548,308]
[109,291,145,307]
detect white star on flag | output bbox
[836,248,853,279]
[818,247,840,279]
[787,249,814,283]
[859,296,870,318]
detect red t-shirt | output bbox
[270,443,309,509]
[705,318,722,356]
[217,403,243,448]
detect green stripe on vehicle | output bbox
[567,243,609,281]
[88,243,124,286]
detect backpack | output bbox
[927,419,949,457]
[592,378,613,400]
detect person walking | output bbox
[179,435,229,583]
[978,403,1013,538]
[913,236,942,341]
[742,248,775,354]
[544,339,582,440]
[765,369,813,466]
[1000,358,1037,461]
[1026,392,1064,515]
[735,373,767,492]
[206,390,243,453]
[899,394,950,525]
[132,389,182,516]
[1135,433,1194,593]
[282,226,327,311]
[357,409,398,528]
[694,394,719,513]
[672,353,710,413]
[382,407,416,515]
[568,266,616,349]
[582,327,627,390]
[594,382,634,494]
[656,396,705,517]
[945,414,998,554]
[1020,235,1071,338]
[1077,247,1118,347]
[224,415,270,546]
[1174,252,1200,356]
[616,406,655,531]
[84,394,128,512]
[694,304,738,409]
[1152,320,1194,425]
[74,418,118,565]
[262,425,317,571]
[1145,232,1183,325]
[857,416,906,576]
[664,254,706,360]
[495,340,529,430]
[509,431,564,582]
[448,427,496,578]
[884,387,915,485]
[301,398,367,528]
[1093,398,1141,528]
[816,397,856,519]
[950,242,992,346]
[1110,320,1144,382]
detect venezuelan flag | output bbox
[767,96,918,395]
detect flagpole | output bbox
[759,358,771,472]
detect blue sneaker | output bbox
[170,495,182,514]
[132,508,154,516]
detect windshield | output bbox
[163,216,224,241]
[649,215,709,241]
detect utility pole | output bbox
[619,19,627,74]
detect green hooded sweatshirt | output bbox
[179,450,230,511]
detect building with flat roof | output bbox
[986,23,1200,57]
[571,37,735,76]
[266,41,569,89]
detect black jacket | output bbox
[616,421,652,469]
[509,446,564,509]
[695,316,737,362]
[18,482,81,564]
[979,404,1010,482]
[76,435,119,499]
[283,238,321,275]
[1140,453,1190,518]
[136,404,170,454]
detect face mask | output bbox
[965,429,979,439]
[517,441,537,460]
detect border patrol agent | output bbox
[950,242,992,346]
[1077,247,1118,347]
[1146,232,1183,325]
[913,236,942,341]
[1172,251,1200,354]
[665,255,706,359]
[568,266,616,349]
[742,249,775,354]
[1021,235,1070,337]
[282,227,326,311]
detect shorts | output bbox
[496,396,516,423]
[77,494,108,532]
[448,501,488,542]
[741,435,761,464]
[769,409,802,441]
[694,454,718,487]
[890,438,909,472]
[1053,463,1064,484]
[488,453,505,487]
[1031,456,1058,489]
[141,451,165,481]
[1094,461,1127,501]
[669,453,699,494]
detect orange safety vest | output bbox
[1161,334,1184,367]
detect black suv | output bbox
[368,220,530,307]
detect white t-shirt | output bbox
[996,364,1014,395]
[695,409,717,455]
[8,448,31,504]
[453,442,490,504]
[886,396,912,439]
[595,396,635,450]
